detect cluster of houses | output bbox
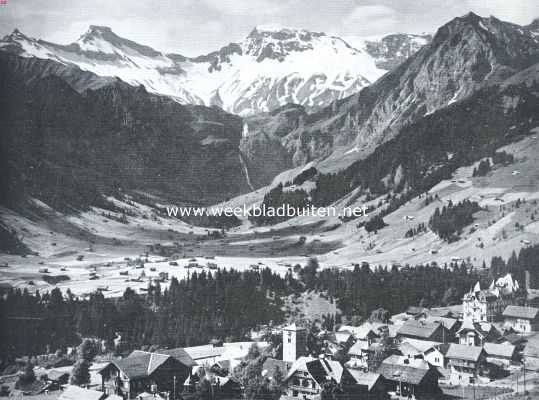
[277,274,539,399]
[56,274,539,400]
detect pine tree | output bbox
[70,359,90,386]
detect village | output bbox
[2,272,539,400]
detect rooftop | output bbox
[348,370,382,390]
[112,351,170,379]
[446,344,484,362]
[397,320,443,339]
[156,347,197,367]
[503,305,539,320]
[59,385,105,400]
[484,342,516,358]
[378,355,435,385]
[283,323,307,332]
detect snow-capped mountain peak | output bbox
[75,25,163,57]
[0,24,430,115]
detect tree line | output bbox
[0,268,289,364]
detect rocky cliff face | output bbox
[0,53,249,210]
[362,33,432,70]
[270,13,539,170]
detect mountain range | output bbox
[239,13,539,187]
[1,13,539,268]
[0,25,429,115]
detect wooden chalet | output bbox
[98,349,195,399]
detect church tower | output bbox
[282,323,307,362]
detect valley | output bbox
[3,130,539,299]
[3,6,539,400]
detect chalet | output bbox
[45,369,70,386]
[400,338,449,369]
[377,355,441,399]
[182,344,227,366]
[457,319,501,346]
[503,305,539,333]
[156,347,198,367]
[347,341,383,371]
[397,320,450,342]
[98,350,194,398]
[348,370,388,400]
[483,343,516,367]
[423,344,449,369]
[59,386,105,400]
[283,356,358,400]
[462,275,519,322]
[446,344,486,386]
[424,315,460,337]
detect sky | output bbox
[0,0,538,56]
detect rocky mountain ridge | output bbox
[0,25,429,115]
[239,12,539,183]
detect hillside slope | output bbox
[0,53,249,211]
[250,13,539,172]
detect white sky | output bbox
[0,0,538,56]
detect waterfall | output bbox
[239,153,255,191]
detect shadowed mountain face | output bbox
[0,53,249,210]
[2,13,539,212]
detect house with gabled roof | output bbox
[397,320,450,342]
[446,344,486,386]
[483,342,516,367]
[98,349,194,399]
[347,341,384,372]
[283,356,359,400]
[377,355,441,399]
[400,338,449,369]
[457,319,501,346]
[347,370,388,400]
[503,305,539,333]
[424,315,460,336]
